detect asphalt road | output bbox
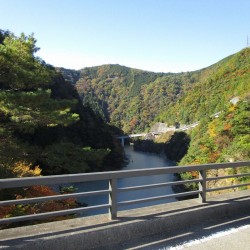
[175,225,250,250]
[97,212,250,250]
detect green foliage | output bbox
[38,143,111,174]
[0,32,55,90]
[56,67,80,85]
[133,139,164,154]
[179,101,250,191]
[179,172,198,191]
[0,89,79,134]
[0,30,123,178]
[0,29,11,44]
[59,186,78,194]
[164,132,190,162]
[133,131,190,162]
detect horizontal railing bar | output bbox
[0,190,110,206]
[169,178,203,185]
[207,173,250,181]
[207,182,250,192]
[118,179,202,192]
[0,204,110,224]
[117,190,201,207]
[1,162,249,189]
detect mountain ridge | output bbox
[57,48,242,84]
[58,48,250,133]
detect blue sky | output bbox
[1,0,249,72]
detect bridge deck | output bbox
[1,190,249,249]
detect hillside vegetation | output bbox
[156,48,250,125]
[60,65,198,133]
[0,30,123,178]
[61,48,250,186]
[0,30,124,225]
[60,48,250,136]
[157,48,250,187]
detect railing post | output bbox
[121,138,125,147]
[109,178,117,219]
[199,170,207,203]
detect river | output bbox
[75,145,176,215]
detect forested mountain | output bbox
[156,48,250,125]
[59,48,249,172]
[156,48,250,172]
[1,29,248,178]
[59,65,196,133]
[0,30,123,179]
[59,48,249,134]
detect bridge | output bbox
[0,161,249,249]
[116,132,160,146]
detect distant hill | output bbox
[58,48,250,134]
[59,65,197,133]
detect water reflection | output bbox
[75,145,176,215]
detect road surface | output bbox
[98,213,250,250]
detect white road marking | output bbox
[163,224,250,250]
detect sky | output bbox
[1,0,250,73]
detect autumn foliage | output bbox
[0,161,78,228]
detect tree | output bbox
[0,29,10,44]
[0,32,54,90]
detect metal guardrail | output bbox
[0,161,249,224]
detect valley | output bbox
[59,48,250,193]
[0,30,249,224]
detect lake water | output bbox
[75,145,176,215]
